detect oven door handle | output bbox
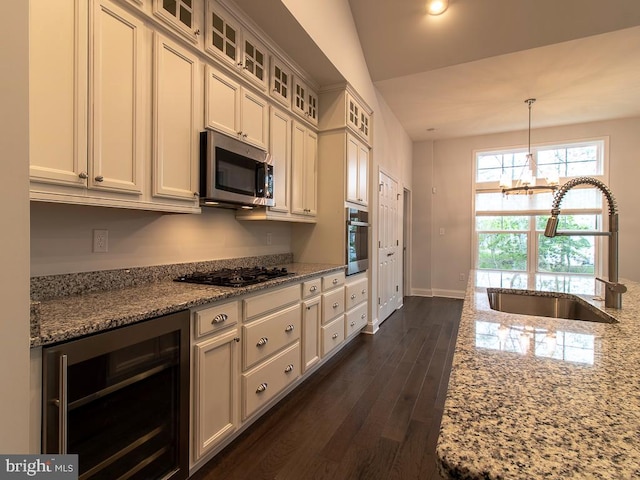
[58,354,68,454]
[347,221,369,227]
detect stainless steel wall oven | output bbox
[346,207,369,276]
[42,310,190,480]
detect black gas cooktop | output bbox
[175,266,293,287]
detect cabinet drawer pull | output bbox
[284,364,294,373]
[332,333,339,339]
[256,383,268,393]
[78,171,88,179]
[257,337,268,347]
[350,294,357,300]
[234,337,240,343]
[332,278,338,285]
[211,313,228,324]
[309,285,317,292]
[361,314,366,319]
[350,321,356,327]
[285,324,295,332]
[94,175,104,182]
[332,302,339,309]
[362,289,366,295]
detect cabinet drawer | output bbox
[321,316,345,357]
[194,301,240,339]
[322,271,345,291]
[242,304,301,369]
[345,278,368,310]
[244,284,300,320]
[242,342,300,420]
[345,302,367,338]
[322,287,345,324]
[302,278,321,299]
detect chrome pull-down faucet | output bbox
[544,176,626,309]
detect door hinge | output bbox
[396,285,399,292]
[378,297,381,305]
[378,241,381,248]
[396,240,399,246]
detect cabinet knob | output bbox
[362,289,366,295]
[256,383,268,393]
[332,302,339,309]
[361,314,366,319]
[257,337,269,347]
[78,171,88,179]
[309,286,317,292]
[194,29,200,36]
[351,294,357,300]
[285,324,295,332]
[332,333,339,339]
[211,313,228,324]
[94,175,104,182]
[242,133,248,139]
[284,364,294,373]
[234,337,240,343]
[332,279,338,285]
[237,131,243,136]
[350,321,356,327]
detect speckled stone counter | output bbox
[436,271,640,480]
[30,259,344,348]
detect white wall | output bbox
[413,116,640,296]
[410,141,434,295]
[1,2,31,452]
[31,203,292,276]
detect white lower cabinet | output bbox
[191,301,240,463]
[190,270,357,473]
[242,342,300,420]
[345,273,369,338]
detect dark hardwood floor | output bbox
[190,296,462,480]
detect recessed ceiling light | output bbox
[427,0,449,15]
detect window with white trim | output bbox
[474,139,608,285]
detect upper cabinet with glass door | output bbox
[269,56,293,108]
[153,0,204,45]
[205,0,268,91]
[292,77,318,126]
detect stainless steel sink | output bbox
[486,289,617,323]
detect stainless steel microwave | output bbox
[199,130,274,208]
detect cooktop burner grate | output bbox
[174,266,293,287]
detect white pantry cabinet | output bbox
[291,121,318,217]
[205,64,269,150]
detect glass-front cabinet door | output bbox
[154,0,203,44]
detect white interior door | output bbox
[378,171,400,323]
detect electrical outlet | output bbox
[266,232,272,245]
[439,227,445,236]
[459,273,466,282]
[93,229,108,253]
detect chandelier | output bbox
[500,98,559,195]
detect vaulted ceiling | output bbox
[348,0,640,140]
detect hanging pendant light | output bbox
[500,98,559,195]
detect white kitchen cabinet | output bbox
[302,296,321,372]
[320,271,346,357]
[292,77,318,126]
[346,132,369,206]
[205,64,268,150]
[29,0,88,189]
[291,121,317,217]
[269,56,293,108]
[152,33,200,204]
[318,85,373,147]
[91,0,145,195]
[268,107,292,213]
[152,0,203,45]
[205,0,268,91]
[346,92,371,145]
[192,328,240,462]
[30,0,144,196]
[344,273,369,338]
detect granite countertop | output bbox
[436,270,640,479]
[30,261,344,348]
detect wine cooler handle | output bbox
[59,354,68,454]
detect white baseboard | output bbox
[431,288,465,299]
[410,288,433,297]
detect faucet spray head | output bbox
[544,214,559,238]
